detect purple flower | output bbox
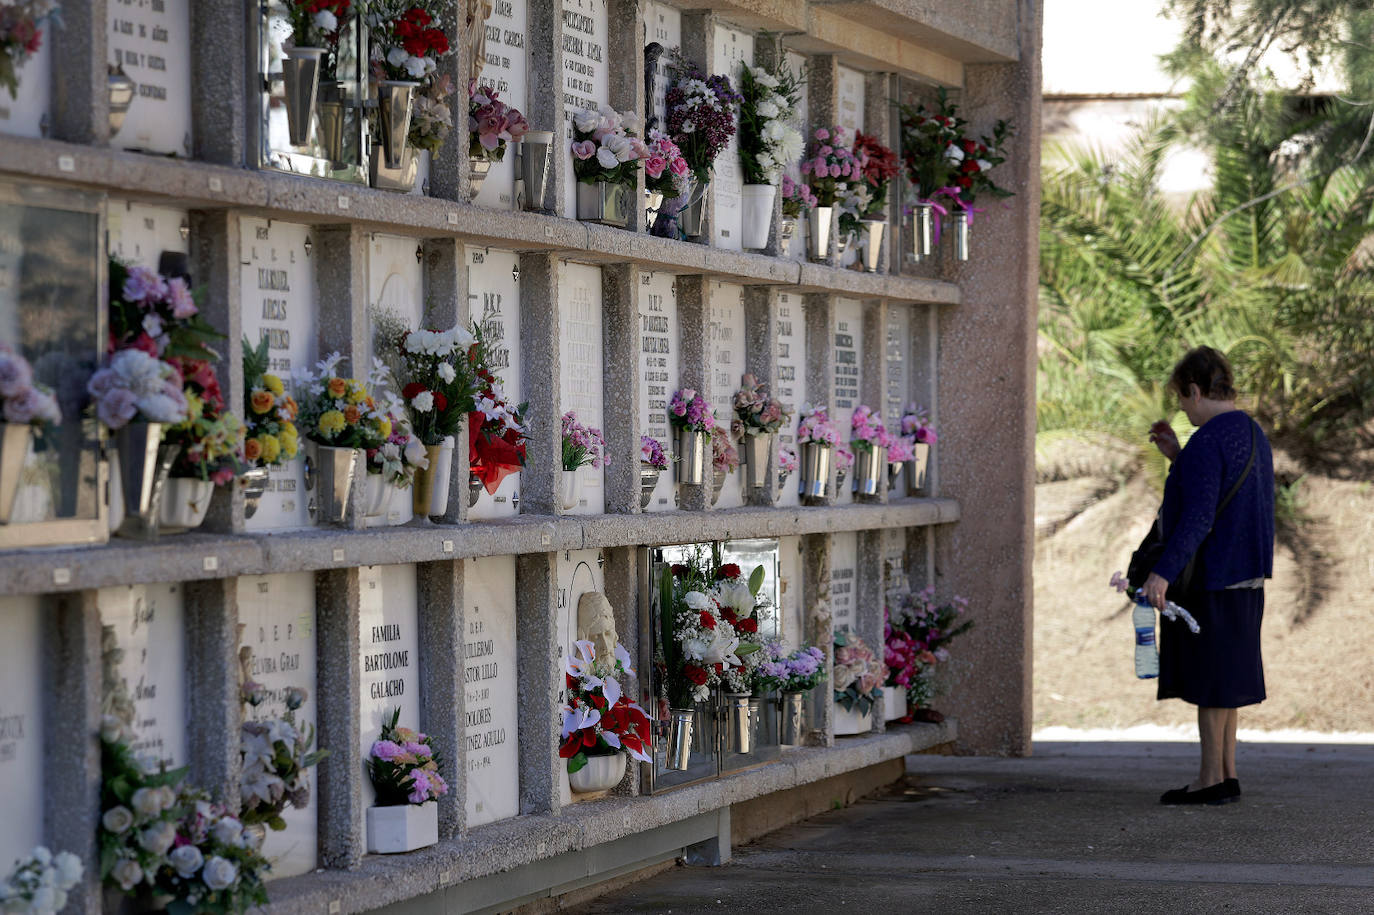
[571,139,596,160]
[0,351,33,399]
[371,739,405,762]
[408,769,432,804]
[122,266,166,305]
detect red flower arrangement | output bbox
[560,641,652,773]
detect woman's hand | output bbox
[1143,572,1169,611]
[1149,421,1180,461]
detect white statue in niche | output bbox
[465,0,494,84]
[577,592,619,663]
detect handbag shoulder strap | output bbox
[1215,418,1257,517]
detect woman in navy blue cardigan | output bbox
[1142,347,1274,806]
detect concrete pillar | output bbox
[184,578,243,806]
[602,546,640,795]
[860,300,888,505]
[801,534,833,746]
[49,0,109,145]
[313,224,369,529]
[602,264,644,513]
[527,0,568,213]
[518,253,561,515]
[803,293,836,505]
[675,275,711,511]
[516,553,562,814]
[431,2,473,202]
[315,568,363,868]
[190,1,247,166]
[417,559,466,838]
[607,0,648,231]
[424,239,472,523]
[752,34,788,258]
[742,285,781,507]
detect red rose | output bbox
[713,663,724,674]
[715,563,741,580]
[699,611,716,630]
[432,392,448,412]
[402,382,427,400]
[684,664,708,686]
[671,564,688,577]
[738,617,758,634]
[956,176,973,189]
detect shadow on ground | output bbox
[568,741,1374,914]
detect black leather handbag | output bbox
[1127,420,1256,600]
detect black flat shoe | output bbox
[1160,782,1236,806]
[1224,777,1241,798]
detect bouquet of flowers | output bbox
[711,424,739,476]
[737,61,804,187]
[410,72,456,154]
[239,660,328,832]
[834,444,854,476]
[467,332,528,494]
[108,261,222,362]
[560,640,652,774]
[709,561,768,692]
[643,129,691,199]
[571,105,649,188]
[668,388,712,435]
[885,435,915,464]
[795,403,838,447]
[885,587,973,716]
[292,354,391,450]
[0,2,57,99]
[900,403,937,444]
[87,348,190,431]
[164,359,244,484]
[468,80,529,163]
[367,708,448,805]
[366,1,450,82]
[241,336,300,469]
[800,126,860,207]
[848,404,887,454]
[780,174,817,218]
[640,434,668,471]
[751,639,826,694]
[389,324,477,446]
[665,64,740,187]
[731,374,791,436]
[282,0,350,48]
[657,548,748,707]
[0,846,82,915]
[777,444,798,477]
[367,415,429,487]
[898,89,1013,207]
[560,411,606,471]
[847,131,899,221]
[833,631,887,716]
[0,344,60,428]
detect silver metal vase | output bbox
[674,427,706,485]
[113,422,178,539]
[740,432,771,489]
[779,691,806,746]
[281,47,324,148]
[726,693,753,754]
[376,80,419,170]
[861,219,886,273]
[517,131,554,211]
[954,210,970,261]
[798,441,831,498]
[913,201,935,259]
[852,445,884,496]
[306,443,358,524]
[666,707,695,771]
[807,206,834,261]
[639,465,659,509]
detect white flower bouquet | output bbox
[0,846,82,915]
[737,61,804,187]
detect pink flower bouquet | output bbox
[668,388,713,435]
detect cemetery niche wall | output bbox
[0,0,1040,910]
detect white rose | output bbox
[387,47,408,69]
[169,844,204,879]
[102,805,135,834]
[437,362,456,383]
[757,100,779,119]
[945,144,964,162]
[311,10,337,32]
[54,851,83,888]
[202,856,238,892]
[453,325,476,350]
[403,437,429,469]
[31,887,55,911]
[573,108,600,133]
[682,636,709,661]
[595,146,620,170]
[682,591,710,611]
[411,390,434,413]
[715,579,755,615]
[111,859,143,892]
[404,55,428,79]
[211,817,243,847]
[139,820,177,857]
[975,158,991,171]
[131,788,162,819]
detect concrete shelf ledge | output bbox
[0,134,959,306]
[0,498,958,597]
[254,720,956,915]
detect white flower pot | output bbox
[366,802,438,854]
[158,476,214,531]
[741,183,776,249]
[832,702,873,736]
[362,472,394,518]
[560,469,581,511]
[420,435,455,517]
[568,752,626,794]
[883,686,908,722]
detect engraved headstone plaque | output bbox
[642,1,681,133]
[366,234,425,526]
[710,282,746,509]
[468,247,523,519]
[832,298,864,505]
[475,0,530,209]
[561,0,609,218]
[0,27,50,138]
[109,201,189,268]
[0,597,45,870]
[710,25,753,251]
[358,565,421,812]
[101,583,187,769]
[638,272,679,512]
[239,573,318,879]
[774,292,806,508]
[885,304,911,429]
[559,262,604,514]
[241,218,318,531]
[836,65,865,134]
[830,532,857,634]
[108,0,193,155]
[464,555,519,826]
[778,536,803,647]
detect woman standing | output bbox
[1142,346,1275,806]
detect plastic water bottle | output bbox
[1133,598,1159,679]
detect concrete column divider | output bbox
[190,0,247,166]
[417,559,466,839]
[803,293,836,505]
[753,34,787,259]
[607,0,648,232]
[602,264,644,513]
[680,11,719,246]
[807,54,842,268]
[49,0,109,146]
[801,535,833,747]
[674,275,711,511]
[860,299,888,506]
[855,529,888,730]
[742,285,781,507]
[431,4,472,202]
[601,546,640,796]
[527,0,568,214]
[184,578,244,809]
[315,567,364,868]
[519,253,561,515]
[423,239,473,524]
[314,224,370,530]
[516,553,562,814]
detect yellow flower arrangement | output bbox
[318,410,346,437]
[259,434,282,463]
[263,374,285,396]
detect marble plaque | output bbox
[556,549,606,665]
[784,50,810,256]
[836,65,866,134]
[475,0,529,209]
[468,248,523,520]
[830,532,857,634]
[358,565,421,814]
[710,25,754,251]
[366,235,425,525]
[642,1,681,134]
[101,583,187,769]
[239,573,318,879]
[833,298,864,505]
[885,304,912,429]
[0,28,50,138]
[241,218,318,531]
[464,555,520,826]
[0,597,45,871]
[710,283,746,509]
[774,292,806,508]
[559,262,604,515]
[108,0,193,155]
[778,536,804,647]
[638,271,679,512]
[560,0,609,218]
[109,201,189,268]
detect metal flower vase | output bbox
[710,466,726,506]
[666,707,695,770]
[675,427,706,485]
[639,465,659,509]
[913,202,935,258]
[411,441,452,517]
[861,219,886,273]
[376,80,420,170]
[954,210,970,261]
[113,422,178,539]
[779,691,806,746]
[468,471,484,508]
[0,423,32,524]
[239,466,271,519]
[281,47,324,148]
[307,443,359,524]
[107,65,137,135]
[798,441,831,498]
[316,81,350,166]
[741,432,771,489]
[576,180,633,228]
[469,157,492,200]
[517,131,554,211]
[741,184,776,249]
[680,178,708,238]
[780,216,797,253]
[852,445,884,496]
[748,697,764,751]
[371,147,419,192]
[806,206,834,261]
[726,693,753,754]
[907,442,931,495]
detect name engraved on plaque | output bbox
[830,533,858,633]
[559,263,604,514]
[710,26,753,250]
[774,293,806,508]
[642,2,681,132]
[359,566,420,810]
[836,65,865,134]
[0,597,44,870]
[711,285,746,509]
[465,556,519,826]
[561,0,608,216]
[108,0,193,155]
[103,583,187,770]
[475,0,529,207]
[885,305,911,427]
[468,249,523,519]
[639,273,679,510]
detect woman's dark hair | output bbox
[1167,346,1237,400]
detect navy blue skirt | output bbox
[1157,588,1266,708]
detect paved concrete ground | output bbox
[570,740,1374,914]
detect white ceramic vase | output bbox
[832,702,873,736]
[568,752,626,794]
[560,468,580,511]
[158,477,214,531]
[365,803,438,854]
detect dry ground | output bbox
[1033,472,1374,733]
